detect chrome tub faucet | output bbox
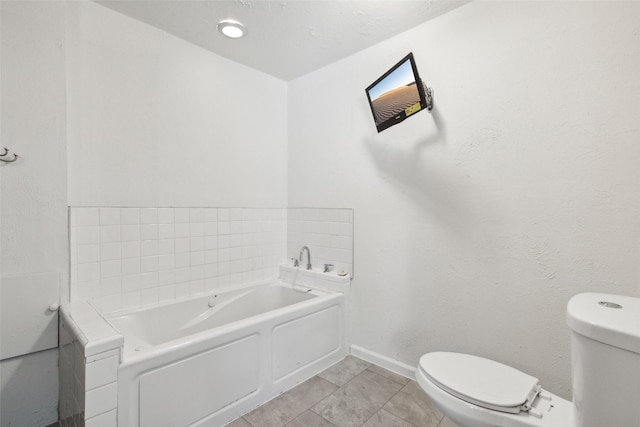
[299,246,312,270]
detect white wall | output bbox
[1,1,288,424]
[66,1,288,208]
[4,1,640,422]
[1,1,68,426]
[288,1,640,398]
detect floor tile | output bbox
[243,403,285,427]
[362,409,415,427]
[285,410,336,427]
[365,364,410,386]
[265,376,338,424]
[318,355,371,386]
[438,417,461,427]
[383,380,443,427]
[313,369,404,427]
[226,417,254,427]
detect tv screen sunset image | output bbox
[368,60,421,125]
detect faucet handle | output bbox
[291,258,299,267]
[324,263,333,273]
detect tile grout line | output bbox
[309,406,338,427]
[372,381,417,427]
[303,374,341,427]
[335,364,409,427]
[387,381,447,427]
[300,408,339,427]
[231,357,445,427]
[311,363,372,427]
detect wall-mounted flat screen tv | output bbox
[365,52,432,133]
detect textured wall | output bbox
[66,1,288,208]
[288,1,640,398]
[0,1,68,426]
[0,1,68,283]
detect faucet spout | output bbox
[299,246,312,270]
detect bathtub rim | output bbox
[105,277,297,318]
[108,279,342,365]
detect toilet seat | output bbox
[419,352,543,416]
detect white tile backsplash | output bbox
[85,382,117,419]
[78,262,100,282]
[189,207,205,222]
[100,260,121,278]
[100,277,121,296]
[158,284,176,302]
[288,208,354,276]
[218,208,230,221]
[121,224,140,241]
[140,256,158,273]
[158,269,175,284]
[158,208,174,224]
[120,208,140,225]
[158,239,174,255]
[100,243,121,261]
[158,254,175,271]
[77,208,100,226]
[71,207,290,313]
[100,225,120,243]
[122,258,140,276]
[158,223,175,239]
[140,272,158,289]
[122,291,140,309]
[141,240,158,257]
[122,274,140,293]
[140,224,158,240]
[77,226,100,245]
[85,355,118,391]
[140,287,159,306]
[190,236,205,251]
[99,208,120,226]
[71,207,351,311]
[78,244,100,264]
[174,208,190,223]
[140,208,158,224]
[175,252,189,268]
[101,294,122,314]
[190,222,204,237]
[175,237,190,253]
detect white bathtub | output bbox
[108,279,346,427]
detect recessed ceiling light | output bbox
[217,20,247,39]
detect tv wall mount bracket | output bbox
[423,82,434,112]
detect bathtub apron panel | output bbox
[139,334,260,426]
[112,281,346,427]
[273,305,340,380]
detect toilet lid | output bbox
[419,352,540,414]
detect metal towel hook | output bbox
[0,147,18,163]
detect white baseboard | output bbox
[350,345,417,380]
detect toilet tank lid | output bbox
[567,292,640,354]
[419,352,539,413]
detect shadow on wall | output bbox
[363,105,481,237]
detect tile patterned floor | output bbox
[226,356,460,427]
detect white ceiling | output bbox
[95,0,469,81]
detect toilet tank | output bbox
[567,293,640,427]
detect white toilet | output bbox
[416,292,640,427]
